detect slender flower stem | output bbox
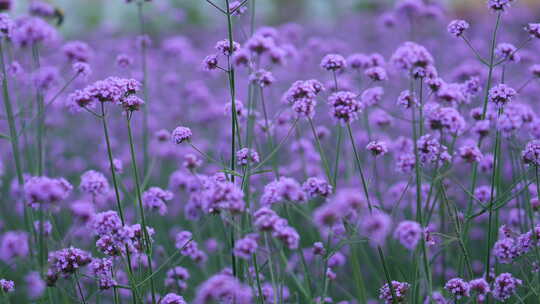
[0,41,23,185]
[32,43,45,175]
[74,272,87,304]
[333,126,343,188]
[126,113,157,304]
[485,107,503,284]
[346,123,372,211]
[100,103,139,304]
[137,1,150,176]
[308,117,332,184]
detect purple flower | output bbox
[328,91,362,124]
[261,177,307,206]
[0,231,29,262]
[495,43,519,63]
[379,281,410,304]
[25,272,45,299]
[80,170,109,197]
[489,84,516,106]
[488,0,514,11]
[397,90,417,108]
[394,220,422,250]
[47,247,92,278]
[457,144,483,163]
[161,293,187,304]
[444,278,470,299]
[365,66,388,82]
[164,266,189,291]
[492,273,522,301]
[202,54,219,71]
[469,278,490,299]
[525,23,540,39]
[361,86,384,107]
[0,278,14,293]
[172,126,192,144]
[320,54,346,71]
[236,148,260,166]
[249,69,275,87]
[302,177,333,198]
[361,212,392,245]
[391,41,434,77]
[522,140,540,166]
[194,273,253,304]
[12,16,57,47]
[366,140,389,157]
[215,39,240,56]
[142,187,174,215]
[24,176,72,208]
[62,41,92,62]
[447,20,469,37]
[233,234,258,259]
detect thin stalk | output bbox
[485,107,503,284]
[126,113,157,304]
[74,272,87,304]
[99,103,139,303]
[32,43,45,175]
[333,126,343,188]
[137,1,150,175]
[308,117,332,184]
[0,41,23,185]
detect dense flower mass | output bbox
[0,1,539,303]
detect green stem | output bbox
[126,113,157,304]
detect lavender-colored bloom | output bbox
[493,237,518,263]
[261,177,307,206]
[142,187,174,215]
[116,54,133,68]
[394,220,422,250]
[172,126,192,144]
[161,293,187,304]
[80,170,109,197]
[0,231,29,262]
[469,278,490,299]
[361,212,392,245]
[444,278,470,299]
[25,271,45,299]
[379,281,410,304]
[457,144,483,163]
[72,62,91,77]
[365,66,388,81]
[0,14,12,38]
[397,90,417,108]
[233,234,258,259]
[366,140,388,157]
[47,247,92,277]
[525,23,540,39]
[302,177,333,198]
[250,69,275,87]
[328,91,361,124]
[447,20,469,37]
[391,41,434,77]
[215,39,240,56]
[33,66,59,91]
[164,266,189,291]
[0,278,14,293]
[62,41,92,62]
[24,176,72,208]
[522,140,540,166]
[489,84,516,106]
[488,0,514,11]
[89,210,122,235]
[12,16,57,47]
[320,54,346,71]
[496,43,519,63]
[202,54,218,71]
[236,148,260,166]
[492,273,522,301]
[194,273,253,304]
[361,86,384,107]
